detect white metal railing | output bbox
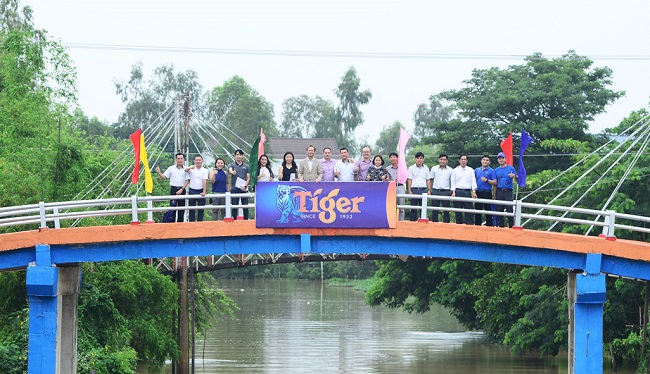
[1,191,648,239]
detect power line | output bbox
[61,43,650,61]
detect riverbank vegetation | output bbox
[2,0,650,371]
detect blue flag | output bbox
[518,129,532,187]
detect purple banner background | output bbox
[256,182,396,228]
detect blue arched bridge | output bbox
[2,191,650,374]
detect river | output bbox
[162,278,631,373]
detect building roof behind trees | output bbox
[267,138,340,161]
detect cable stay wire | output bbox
[521,113,650,227]
[68,105,176,226]
[546,120,650,232]
[192,111,247,162]
[585,120,650,235]
[70,103,176,202]
[195,107,253,150]
[191,115,240,162]
[520,112,650,202]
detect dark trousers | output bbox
[454,189,473,225]
[188,188,206,222]
[430,189,451,223]
[409,187,428,221]
[231,188,249,220]
[495,189,514,228]
[211,196,226,221]
[169,186,186,222]
[474,189,494,226]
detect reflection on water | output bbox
[161,278,630,374]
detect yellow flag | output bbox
[139,134,154,193]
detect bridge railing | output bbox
[1,191,645,239]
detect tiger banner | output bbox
[256,182,397,228]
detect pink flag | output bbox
[397,128,411,184]
[258,128,266,156]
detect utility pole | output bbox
[174,96,180,154]
[177,257,189,374]
[183,93,191,162]
[176,94,192,374]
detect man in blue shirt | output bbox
[474,155,497,226]
[494,152,517,228]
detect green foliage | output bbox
[280,95,338,139]
[419,51,623,172]
[373,121,403,156]
[213,261,378,281]
[335,66,372,136]
[0,308,28,374]
[113,63,203,139]
[79,261,180,370]
[206,75,277,153]
[279,66,371,153]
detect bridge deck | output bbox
[2,221,649,263]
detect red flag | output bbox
[500,132,513,166]
[129,128,143,184]
[258,128,266,156]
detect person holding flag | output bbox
[494,151,517,228]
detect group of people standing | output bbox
[155,146,518,226]
[407,151,517,227]
[155,150,252,222]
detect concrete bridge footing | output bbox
[26,244,80,374]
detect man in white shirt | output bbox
[155,152,188,222]
[386,152,405,221]
[335,147,355,182]
[450,154,477,225]
[406,152,430,221]
[428,153,453,223]
[184,154,208,222]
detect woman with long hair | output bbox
[277,151,297,181]
[257,154,275,182]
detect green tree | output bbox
[206,75,277,152]
[335,66,372,136]
[373,121,403,156]
[280,95,338,139]
[113,63,203,139]
[420,51,623,170]
[333,67,372,152]
[412,96,453,144]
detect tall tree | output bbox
[373,121,403,156]
[412,96,453,143]
[420,51,623,170]
[334,66,372,151]
[280,95,338,138]
[113,63,203,139]
[206,75,277,152]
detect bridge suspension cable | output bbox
[521,111,650,231]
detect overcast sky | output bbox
[24,0,650,145]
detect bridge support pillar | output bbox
[568,254,606,374]
[26,244,81,374]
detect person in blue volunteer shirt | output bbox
[474,155,497,226]
[494,152,517,228]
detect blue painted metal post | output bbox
[572,253,606,374]
[26,244,58,374]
